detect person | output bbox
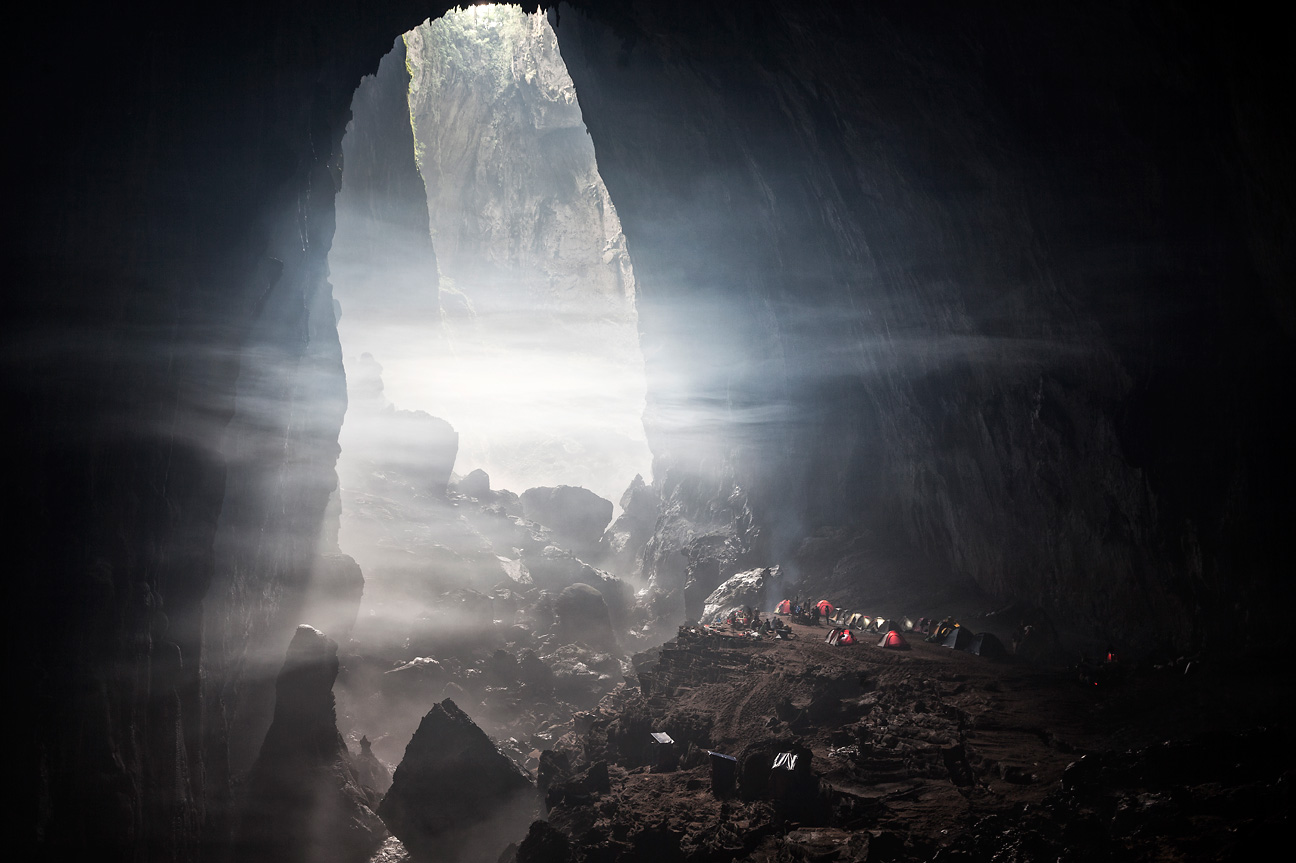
[811,605,821,626]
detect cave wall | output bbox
[553,0,1294,647]
[9,3,461,858]
[7,0,1291,859]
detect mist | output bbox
[331,6,652,513]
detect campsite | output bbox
[407,601,1285,863]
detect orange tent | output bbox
[816,600,835,618]
[777,599,792,614]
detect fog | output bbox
[331,6,652,510]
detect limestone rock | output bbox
[602,474,660,577]
[235,625,386,863]
[700,565,782,623]
[458,468,491,500]
[520,486,614,562]
[354,735,392,794]
[379,699,536,863]
[554,583,615,648]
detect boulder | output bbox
[379,699,536,863]
[520,486,613,561]
[457,468,491,500]
[522,545,604,593]
[700,565,782,623]
[515,819,575,863]
[235,625,386,863]
[554,583,615,648]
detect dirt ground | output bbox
[537,618,1292,862]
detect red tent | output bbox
[825,627,857,646]
[777,599,792,614]
[877,630,910,650]
[816,600,835,618]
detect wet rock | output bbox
[379,699,536,863]
[235,625,386,863]
[520,486,613,561]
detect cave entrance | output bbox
[326,5,651,647]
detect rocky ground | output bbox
[334,611,1289,863]
[520,620,1290,862]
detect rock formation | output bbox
[700,566,781,623]
[520,485,614,563]
[379,699,537,863]
[553,583,615,648]
[235,626,386,863]
[602,474,659,577]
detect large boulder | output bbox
[520,486,614,561]
[379,699,536,863]
[457,468,491,500]
[554,583,615,648]
[235,625,386,863]
[700,565,782,623]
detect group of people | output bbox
[722,606,794,638]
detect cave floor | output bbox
[538,619,1291,862]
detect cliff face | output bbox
[553,0,1293,647]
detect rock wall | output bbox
[553,0,1294,648]
[11,2,464,858]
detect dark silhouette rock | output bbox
[603,474,660,577]
[354,735,392,794]
[515,819,575,863]
[459,468,491,500]
[379,699,536,863]
[520,486,614,561]
[235,625,386,863]
[554,583,615,648]
[521,545,603,593]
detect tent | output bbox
[816,600,835,618]
[846,612,867,628]
[825,627,857,646]
[966,632,1007,658]
[877,630,910,649]
[926,620,956,643]
[941,625,975,650]
[776,599,792,615]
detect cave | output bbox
[12,1,1291,861]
